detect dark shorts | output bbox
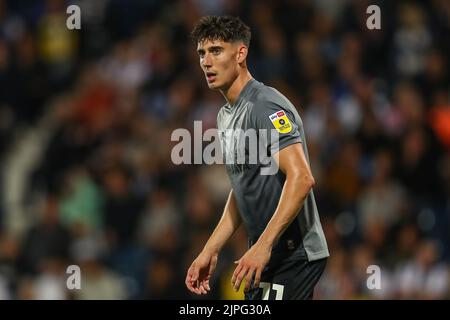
[244,247,327,300]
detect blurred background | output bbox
[0,0,449,300]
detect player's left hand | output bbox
[231,242,271,292]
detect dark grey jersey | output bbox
[217,79,329,261]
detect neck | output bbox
[221,70,253,105]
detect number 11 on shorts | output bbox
[259,282,284,300]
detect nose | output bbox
[202,53,212,69]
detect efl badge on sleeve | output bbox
[269,110,292,134]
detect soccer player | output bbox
[185,16,329,300]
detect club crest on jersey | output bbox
[269,110,292,134]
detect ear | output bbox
[237,45,248,64]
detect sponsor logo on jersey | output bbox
[268,110,292,134]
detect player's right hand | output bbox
[185,250,218,295]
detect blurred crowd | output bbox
[0,0,449,300]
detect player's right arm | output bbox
[185,189,242,295]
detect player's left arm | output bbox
[259,142,314,246]
[232,142,315,292]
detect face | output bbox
[197,39,243,90]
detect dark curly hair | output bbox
[191,16,251,47]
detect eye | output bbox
[212,48,221,55]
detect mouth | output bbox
[206,71,217,83]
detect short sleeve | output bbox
[249,99,302,155]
